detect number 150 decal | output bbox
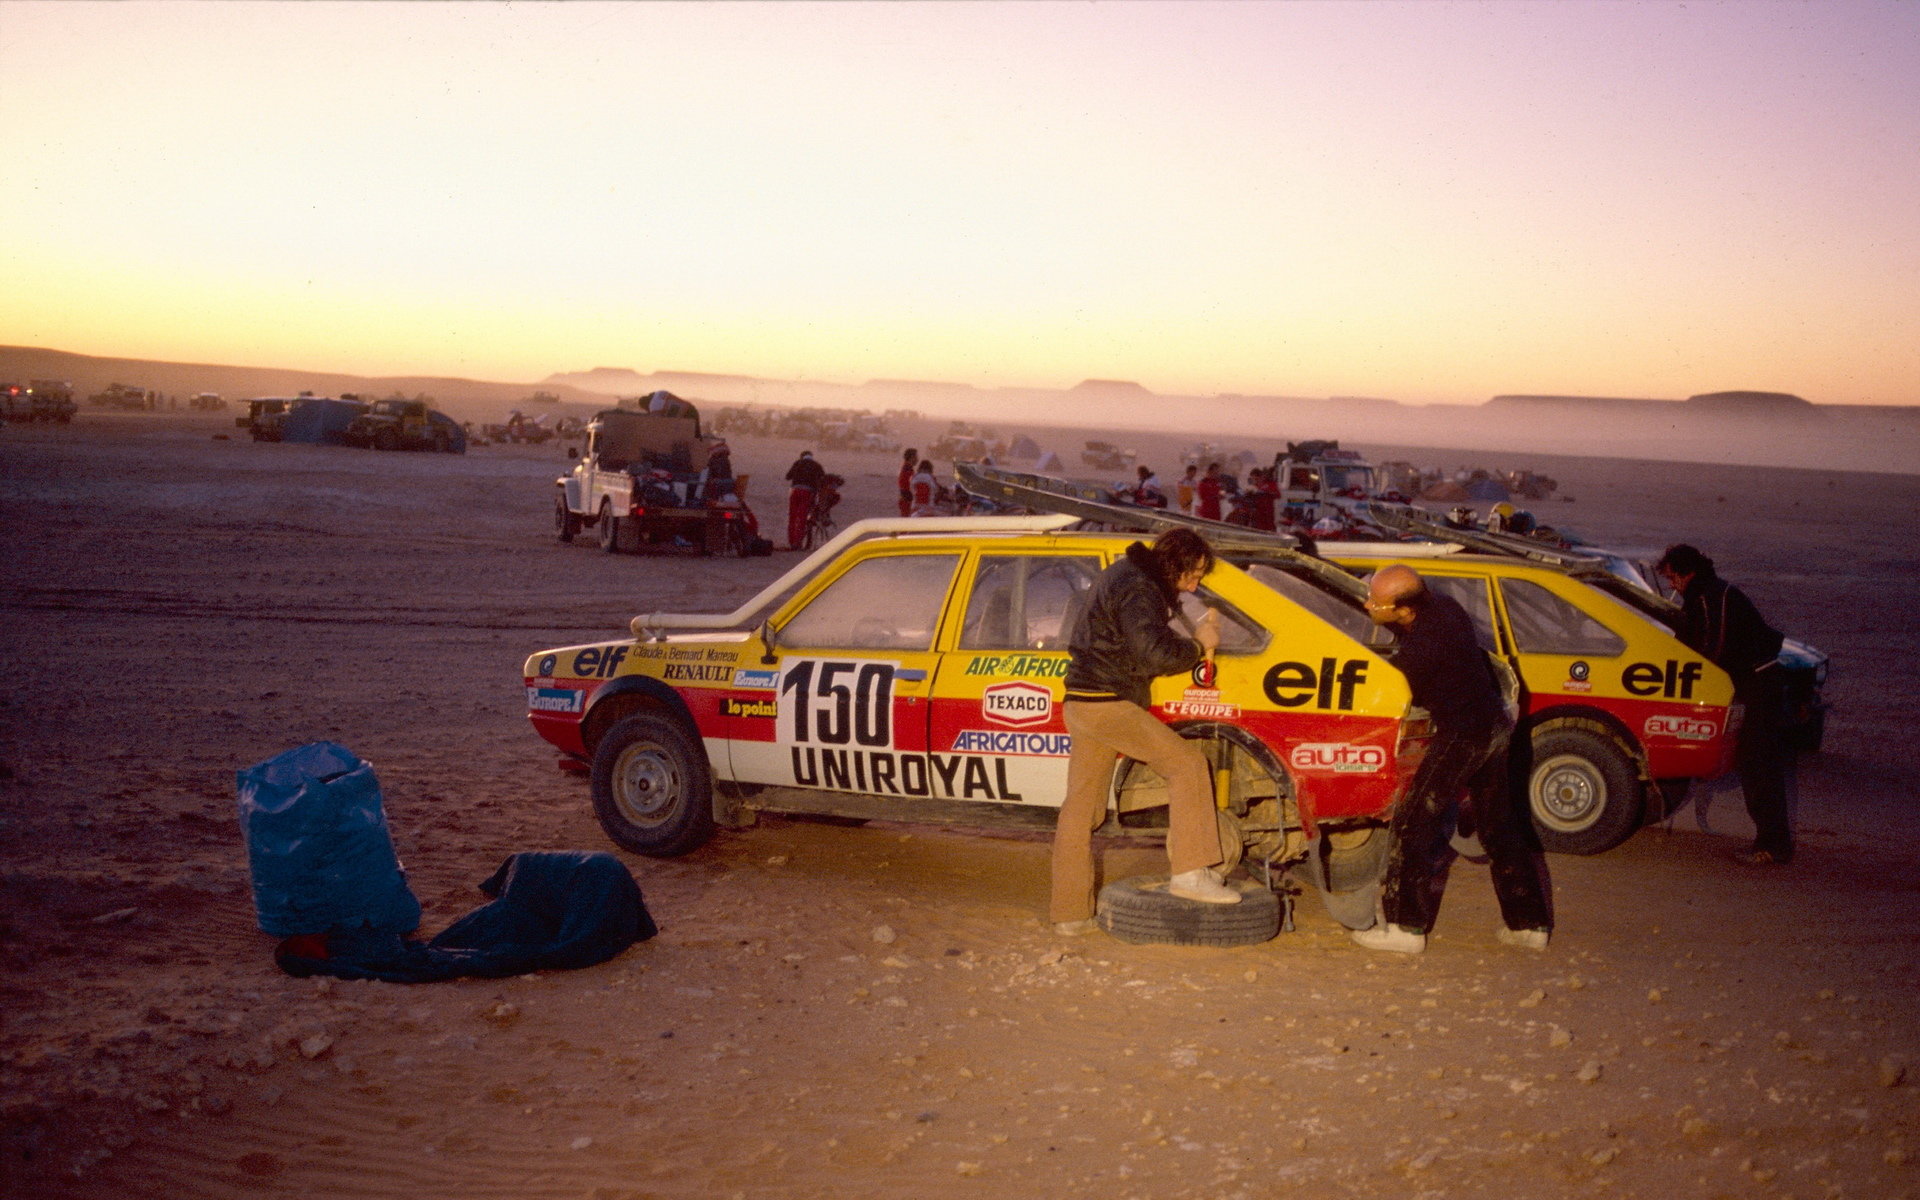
[778,658,897,748]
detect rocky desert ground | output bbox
[2,410,1917,1199]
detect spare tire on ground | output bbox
[1096,875,1281,947]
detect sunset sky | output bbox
[4,1,1917,405]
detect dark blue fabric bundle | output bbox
[274,850,657,983]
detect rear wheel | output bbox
[555,496,580,543]
[1527,726,1642,855]
[374,427,399,451]
[590,712,716,856]
[598,501,620,553]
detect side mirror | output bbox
[759,619,779,665]
[566,446,579,461]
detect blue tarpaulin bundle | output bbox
[236,742,422,937]
[274,851,657,983]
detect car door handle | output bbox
[896,669,928,682]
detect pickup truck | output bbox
[555,406,764,557]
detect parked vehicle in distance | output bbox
[344,398,465,453]
[556,405,762,557]
[2,380,77,423]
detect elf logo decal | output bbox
[1190,659,1217,688]
[983,681,1051,727]
[1621,660,1705,699]
[1289,743,1387,773]
[537,654,558,678]
[778,658,897,748]
[1262,658,1370,710]
[571,645,629,678]
[1645,715,1717,741]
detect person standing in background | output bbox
[897,447,918,518]
[1655,544,1795,865]
[784,450,825,550]
[1196,462,1224,520]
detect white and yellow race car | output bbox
[525,516,1434,896]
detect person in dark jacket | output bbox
[784,450,826,550]
[1655,544,1794,864]
[1354,565,1553,954]
[1051,529,1233,934]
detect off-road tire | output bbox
[555,496,580,543]
[590,712,716,857]
[374,427,399,452]
[1527,726,1642,855]
[1096,875,1281,946]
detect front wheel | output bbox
[590,713,716,856]
[555,496,580,543]
[1527,726,1642,855]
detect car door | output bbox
[926,551,1106,807]
[724,549,961,798]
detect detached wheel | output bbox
[1097,875,1280,946]
[598,500,620,553]
[1527,726,1642,855]
[555,496,580,543]
[590,712,716,857]
[1287,827,1393,931]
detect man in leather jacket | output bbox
[1655,544,1794,864]
[1051,529,1236,934]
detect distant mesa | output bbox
[1685,390,1820,415]
[544,366,758,394]
[1069,379,1154,396]
[863,378,980,394]
[1485,394,1673,411]
[1486,391,1820,419]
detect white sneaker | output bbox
[1496,926,1550,950]
[1051,918,1099,937]
[1350,922,1427,954]
[1167,868,1241,905]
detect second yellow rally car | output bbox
[525,515,1439,903]
[1322,544,1741,854]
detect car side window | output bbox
[781,554,962,651]
[960,555,1102,651]
[1176,587,1270,655]
[1424,575,1499,652]
[1499,578,1627,657]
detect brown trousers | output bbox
[1050,700,1221,923]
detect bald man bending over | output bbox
[1358,565,1553,954]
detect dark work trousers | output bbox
[1382,720,1552,935]
[1736,670,1796,861]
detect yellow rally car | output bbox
[1323,545,1739,854]
[524,516,1438,904]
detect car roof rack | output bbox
[954,463,1369,601]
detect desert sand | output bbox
[2,411,1917,1199]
